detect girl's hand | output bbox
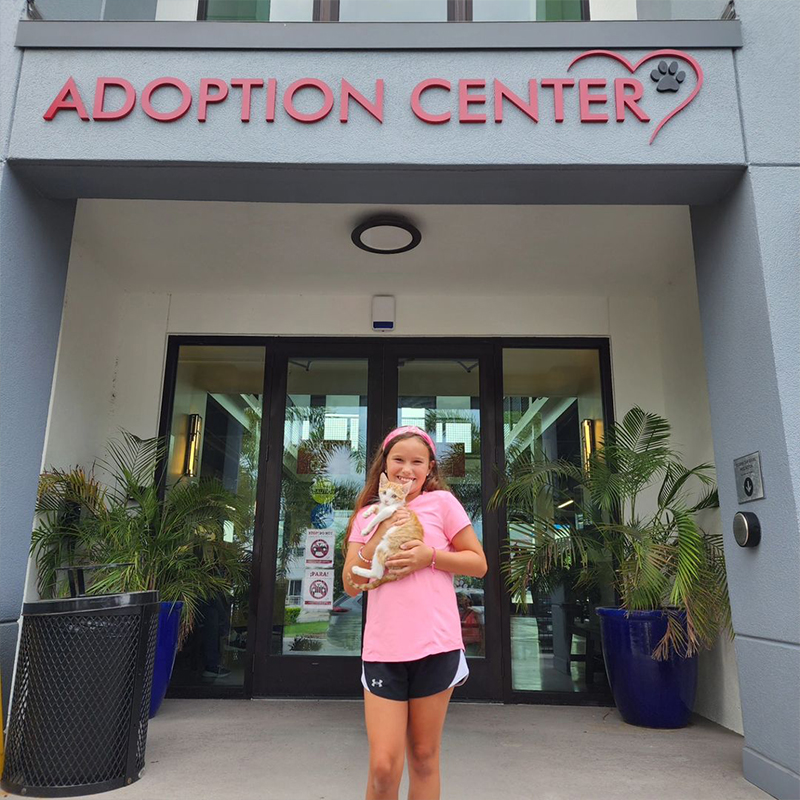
[384,540,434,579]
[391,508,411,525]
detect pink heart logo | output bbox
[568,49,703,145]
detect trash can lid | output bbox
[23,591,160,615]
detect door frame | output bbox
[159,336,614,705]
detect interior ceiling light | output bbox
[351,215,422,255]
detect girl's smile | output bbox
[385,437,433,502]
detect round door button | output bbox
[733,511,761,548]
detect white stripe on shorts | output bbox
[448,649,470,689]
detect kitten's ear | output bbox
[379,473,388,488]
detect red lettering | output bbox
[198,78,228,122]
[43,77,89,121]
[494,79,538,123]
[540,78,574,123]
[459,79,486,123]
[231,78,263,122]
[579,78,608,123]
[283,79,334,123]
[141,78,192,122]
[266,78,277,122]
[614,78,650,123]
[92,77,135,121]
[340,79,384,123]
[411,79,451,124]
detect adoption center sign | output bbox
[42,49,702,145]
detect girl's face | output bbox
[384,436,433,502]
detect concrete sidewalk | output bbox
[68,700,768,800]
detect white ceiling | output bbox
[72,200,695,296]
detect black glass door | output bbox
[252,339,500,699]
[160,336,611,703]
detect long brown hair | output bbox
[342,431,450,553]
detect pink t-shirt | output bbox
[348,490,472,662]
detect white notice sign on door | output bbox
[302,568,334,610]
[304,528,336,568]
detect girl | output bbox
[343,426,488,800]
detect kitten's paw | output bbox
[351,566,372,578]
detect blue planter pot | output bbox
[596,607,698,729]
[149,601,183,719]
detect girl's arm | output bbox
[343,542,370,596]
[385,525,487,579]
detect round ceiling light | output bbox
[351,216,422,255]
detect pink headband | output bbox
[382,426,436,456]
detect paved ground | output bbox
[11,700,771,800]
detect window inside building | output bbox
[165,344,266,690]
[503,347,613,694]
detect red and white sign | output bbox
[302,568,334,609]
[304,528,335,568]
[42,50,702,145]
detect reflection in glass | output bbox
[167,345,266,689]
[204,0,314,21]
[472,0,730,21]
[339,0,447,21]
[473,0,584,21]
[273,359,368,656]
[503,348,612,692]
[397,358,485,658]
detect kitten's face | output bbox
[378,473,410,504]
[383,437,433,502]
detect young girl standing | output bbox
[343,426,488,800]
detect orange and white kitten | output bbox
[349,474,424,591]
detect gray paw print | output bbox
[651,60,686,93]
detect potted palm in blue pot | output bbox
[492,407,732,728]
[33,431,246,717]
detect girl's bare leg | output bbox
[406,687,454,800]
[364,689,409,800]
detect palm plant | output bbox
[32,431,247,643]
[491,407,732,660]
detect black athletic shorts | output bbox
[361,649,469,701]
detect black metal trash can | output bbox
[1,591,159,797]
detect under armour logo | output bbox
[371,679,383,688]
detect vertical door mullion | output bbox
[381,344,399,436]
[251,343,289,696]
[493,343,513,702]
[367,352,385,458]
[244,342,275,697]
[479,344,505,701]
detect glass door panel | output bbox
[503,348,612,695]
[396,358,486,659]
[165,344,266,690]
[270,358,369,658]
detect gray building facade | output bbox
[0,1,798,797]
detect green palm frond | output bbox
[491,406,733,660]
[32,431,246,644]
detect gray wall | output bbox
[0,0,76,718]
[690,5,800,798]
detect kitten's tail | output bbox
[346,572,396,593]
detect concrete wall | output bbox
[692,171,799,798]
[0,0,76,720]
[688,2,800,796]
